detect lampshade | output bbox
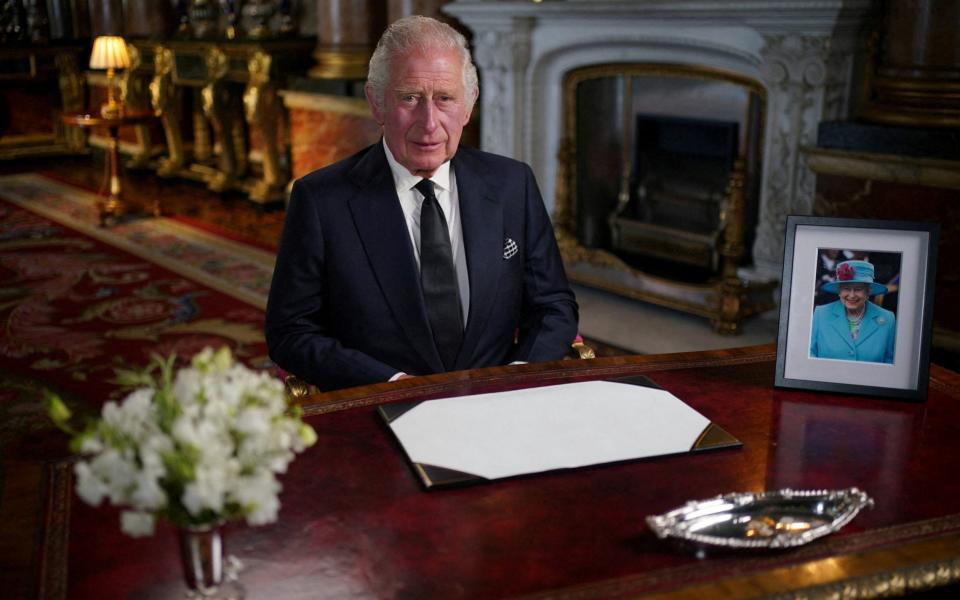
[89,35,131,70]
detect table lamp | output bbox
[89,35,131,119]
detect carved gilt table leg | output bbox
[192,90,213,163]
[230,105,248,180]
[119,45,152,170]
[103,124,124,225]
[150,46,185,178]
[244,51,284,203]
[202,47,239,193]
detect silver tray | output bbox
[646,487,873,549]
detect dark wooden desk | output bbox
[53,346,960,597]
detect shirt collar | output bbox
[382,139,452,195]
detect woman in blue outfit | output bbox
[810,259,896,364]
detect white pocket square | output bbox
[503,237,518,259]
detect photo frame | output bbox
[775,216,939,401]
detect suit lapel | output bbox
[453,151,503,369]
[347,144,442,371]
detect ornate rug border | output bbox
[0,173,274,310]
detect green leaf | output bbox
[44,391,71,424]
[68,432,91,454]
[43,390,82,436]
[298,423,318,448]
[162,445,198,484]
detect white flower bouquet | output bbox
[47,347,317,537]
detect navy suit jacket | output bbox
[265,143,579,391]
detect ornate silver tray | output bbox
[646,488,873,549]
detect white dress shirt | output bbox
[383,141,470,324]
[382,142,525,379]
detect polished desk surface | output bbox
[60,346,960,598]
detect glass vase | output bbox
[177,523,245,599]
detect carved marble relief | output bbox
[753,34,855,278]
[470,19,531,158]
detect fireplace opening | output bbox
[612,113,740,281]
[569,65,763,283]
[556,64,774,332]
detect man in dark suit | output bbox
[266,16,578,391]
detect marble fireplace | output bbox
[446,0,872,331]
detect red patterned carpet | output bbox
[0,174,275,422]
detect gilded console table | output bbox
[129,38,314,204]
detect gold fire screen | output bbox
[555,64,776,334]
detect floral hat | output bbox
[822,259,888,296]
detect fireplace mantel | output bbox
[445,0,872,281]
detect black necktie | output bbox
[415,179,463,370]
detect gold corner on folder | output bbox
[414,463,483,489]
[691,422,741,451]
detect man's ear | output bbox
[463,91,478,125]
[365,84,384,125]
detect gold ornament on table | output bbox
[89,35,132,119]
[47,347,318,599]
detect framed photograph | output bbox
[775,216,939,401]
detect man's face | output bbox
[839,283,869,313]
[366,48,472,177]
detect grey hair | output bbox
[367,15,480,113]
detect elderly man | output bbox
[266,15,578,391]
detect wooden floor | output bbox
[0,153,287,246]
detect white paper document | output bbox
[384,380,737,483]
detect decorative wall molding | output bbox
[470,17,533,158]
[753,33,856,277]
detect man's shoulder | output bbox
[455,145,529,174]
[296,143,380,189]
